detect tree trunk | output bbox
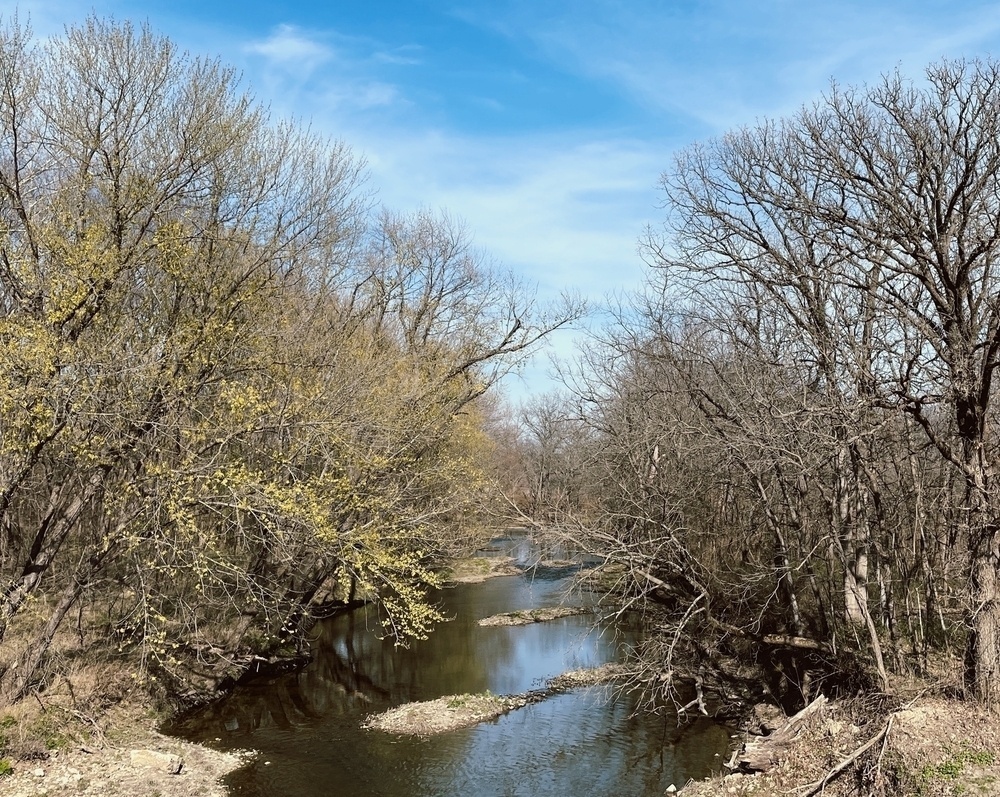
[0,538,117,706]
[0,576,85,706]
[0,471,105,642]
[969,534,1000,702]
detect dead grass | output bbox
[0,682,247,797]
[680,693,1000,797]
[547,663,628,691]
[0,609,247,797]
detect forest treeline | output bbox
[509,59,1000,710]
[7,12,1000,724]
[0,17,579,708]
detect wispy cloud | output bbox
[457,1,1000,133]
[372,44,423,66]
[239,23,420,120]
[353,129,660,297]
[245,23,333,73]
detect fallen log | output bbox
[736,694,828,773]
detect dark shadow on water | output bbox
[169,534,732,797]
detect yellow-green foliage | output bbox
[0,16,567,705]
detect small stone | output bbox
[33,768,45,777]
[666,785,677,793]
[130,748,184,774]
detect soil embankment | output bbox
[0,705,246,797]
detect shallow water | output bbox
[171,535,732,796]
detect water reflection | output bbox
[171,535,731,796]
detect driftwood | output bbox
[736,694,828,772]
[760,633,831,652]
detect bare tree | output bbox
[642,59,1000,701]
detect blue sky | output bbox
[7,1,1000,398]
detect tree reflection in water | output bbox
[169,535,731,797]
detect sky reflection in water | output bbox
[172,536,731,796]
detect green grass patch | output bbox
[916,744,997,795]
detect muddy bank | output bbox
[364,664,628,735]
[478,606,593,626]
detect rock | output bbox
[32,768,45,777]
[666,785,678,793]
[129,748,184,774]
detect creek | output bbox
[169,533,732,796]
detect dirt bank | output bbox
[363,691,534,735]
[0,702,248,797]
[478,606,593,626]
[681,694,1000,796]
[445,556,522,583]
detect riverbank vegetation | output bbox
[510,56,1000,703]
[8,11,1000,797]
[0,12,579,740]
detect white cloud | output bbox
[338,126,666,398]
[318,80,402,111]
[355,129,659,297]
[245,24,333,73]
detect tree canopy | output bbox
[0,16,580,707]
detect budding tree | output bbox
[0,17,579,706]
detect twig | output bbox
[872,714,893,789]
[795,716,894,797]
[71,709,107,745]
